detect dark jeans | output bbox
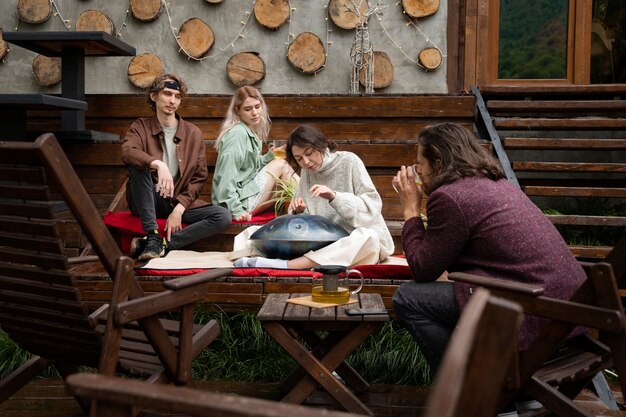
[392,281,460,376]
[127,166,231,250]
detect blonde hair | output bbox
[214,86,270,149]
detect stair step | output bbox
[504,138,626,150]
[488,100,626,111]
[545,215,626,227]
[512,161,626,172]
[494,118,626,130]
[524,186,626,198]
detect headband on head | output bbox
[151,80,181,92]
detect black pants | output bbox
[127,166,231,250]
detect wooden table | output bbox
[3,31,135,142]
[257,293,389,416]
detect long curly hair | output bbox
[214,86,270,149]
[419,123,504,195]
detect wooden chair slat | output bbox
[0,262,73,286]
[0,249,68,270]
[0,233,65,254]
[0,217,59,238]
[0,202,56,219]
[0,276,80,299]
[546,215,626,227]
[0,184,51,200]
[0,165,45,182]
[0,292,89,316]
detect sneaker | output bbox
[515,400,542,412]
[138,233,165,261]
[130,236,147,258]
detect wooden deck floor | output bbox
[1,378,624,417]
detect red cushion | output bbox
[103,210,276,252]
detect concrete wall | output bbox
[0,0,448,95]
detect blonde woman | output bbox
[211,86,298,222]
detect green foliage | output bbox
[192,311,432,385]
[0,330,58,379]
[265,173,297,215]
[0,312,431,386]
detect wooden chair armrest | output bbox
[162,268,233,290]
[448,272,544,296]
[67,255,100,265]
[66,373,363,417]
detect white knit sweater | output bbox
[293,151,394,256]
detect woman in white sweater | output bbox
[234,124,394,269]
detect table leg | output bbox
[263,321,376,415]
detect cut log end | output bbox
[227,52,266,87]
[17,0,52,24]
[32,54,62,87]
[177,18,215,59]
[127,53,164,88]
[359,51,394,89]
[418,47,442,71]
[254,0,290,30]
[402,0,440,18]
[130,0,163,22]
[328,0,369,30]
[287,32,326,74]
[75,10,116,35]
[0,29,9,61]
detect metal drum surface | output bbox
[250,214,349,259]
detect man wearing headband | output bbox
[121,74,231,260]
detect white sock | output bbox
[234,256,289,269]
[251,257,289,269]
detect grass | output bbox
[0,310,432,387]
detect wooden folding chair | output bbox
[0,133,232,412]
[65,288,523,417]
[449,235,626,417]
[424,288,523,417]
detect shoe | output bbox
[515,400,542,412]
[130,236,147,258]
[138,232,165,261]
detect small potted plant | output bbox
[266,173,297,216]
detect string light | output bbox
[373,4,446,70]
[163,0,255,61]
[115,5,131,39]
[50,0,71,30]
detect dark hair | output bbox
[286,124,337,167]
[418,123,504,194]
[147,73,188,112]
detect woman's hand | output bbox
[393,165,423,221]
[289,197,307,214]
[235,212,253,222]
[309,184,336,201]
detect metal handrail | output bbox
[471,85,520,188]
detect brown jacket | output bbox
[121,115,209,210]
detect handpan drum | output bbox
[250,214,349,259]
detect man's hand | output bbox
[151,160,175,198]
[393,165,423,221]
[165,204,185,241]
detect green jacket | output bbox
[211,123,274,218]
